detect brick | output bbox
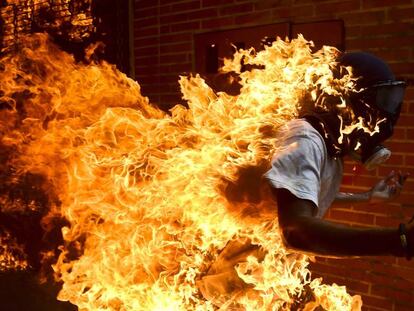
[396,256,414,268]
[393,303,414,311]
[202,0,233,7]
[170,20,200,32]
[406,129,414,140]
[191,8,219,19]
[406,155,414,166]
[134,46,159,57]
[235,11,272,25]
[160,53,188,64]
[388,7,414,22]
[135,0,158,9]
[159,74,182,84]
[359,22,414,37]
[136,54,160,64]
[160,0,190,4]
[363,0,412,9]
[159,33,192,44]
[160,93,183,104]
[371,284,413,301]
[382,153,404,166]
[346,25,361,37]
[201,16,235,29]
[389,127,407,140]
[401,204,414,218]
[342,175,354,185]
[338,257,386,271]
[134,36,161,47]
[272,5,315,19]
[159,62,192,73]
[374,215,402,227]
[395,192,414,205]
[254,0,293,11]
[353,202,403,216]
[386,141,414,154]
[140,83,164,94]
[160,42,192,54]
[390,62,414,76]
[135,6,158,17]
[386,114,414,127]
[330,209,375,225]
[360,295,393,310]
[134,16,158,29]
[219,3,254,16]
[350,175,378,188]
[374,48,412,63]
[135,27,160,37]
[347,35,414,50]
[405,86,414,97]
[315,0,360,15]
[310,261,344,275]
[161,8,217,24]
[160,25,170,33]
[160,12,190,24]
[172,1,201,12]
[340,10,386,25]
[135,66,159,75]
[317,275,370,294]
[134,75,160,85]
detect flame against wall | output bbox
[0,32,364,310]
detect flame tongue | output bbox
[0,34,362,310]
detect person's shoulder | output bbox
[283,118,321,139]
[280,118,327,156]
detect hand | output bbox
[369,171,409,204]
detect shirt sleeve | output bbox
[263,135,324,208]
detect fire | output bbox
[0,230,28,271]
[1,0,93,53]
[0,33,364,310]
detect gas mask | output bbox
[303,52,406,169]
[350,80,406,170]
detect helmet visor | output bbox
[372,80,406,114]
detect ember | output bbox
[0,25,367,310]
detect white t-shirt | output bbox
[264,119,343,218]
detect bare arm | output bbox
[334,191,370,203]
[334,171,409,204]
[275,188,410,258]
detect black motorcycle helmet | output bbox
[304,52,406,169]
[339,52,406,169]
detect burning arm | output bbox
[334,171,409,204]
[274,187,413,258]
[264,119,413,259]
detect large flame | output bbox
[1,0,93,53]
[0,33,364,310]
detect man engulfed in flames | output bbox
[199,49,410,309]
[0,31,409,311]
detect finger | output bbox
[389,185,397,195]
[402,172,410,184]
[396,172,410,186]
[384,170,396,182]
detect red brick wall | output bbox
[133,1,414,310]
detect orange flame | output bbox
[0,230,28,271]
[0,33,363,310]
[1,0,94,52]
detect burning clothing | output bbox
[264,119,343,218]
